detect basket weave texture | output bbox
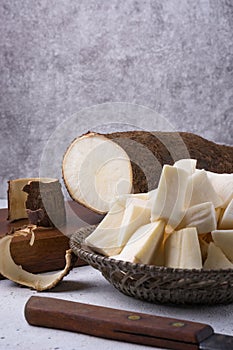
[70,225,233,305]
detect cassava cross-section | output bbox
[62,132,132,214]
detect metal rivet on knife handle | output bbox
[171,322,186,328]
[128,315,141,320]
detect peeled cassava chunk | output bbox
[151,165,189,233]
[204,242,233,269]
[85,200,126,256]
[85,195,150,256]
[62,132,132,214]
[212,230,233,262]
[111,221,165,264]
[205,171,233,208]
[218,199,233,229]
[187,170,223,208]
[0,228,72,291]
[115,189,157,206]
[164,227,202,269]
[173,158,197,175]
[63,131,233,214]
[117,197,151,247]
[177,202,217,234]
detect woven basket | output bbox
[70,225,233,305]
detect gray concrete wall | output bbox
[1,0,233,199]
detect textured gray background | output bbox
[1,0,233,199]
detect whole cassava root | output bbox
[105,131,233,192]
[62,131,233,213]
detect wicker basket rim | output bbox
[70,224,233,275]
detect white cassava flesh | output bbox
[173,158,197,175]
[205,171,233,208]
[177,202,217,234]
[164,227,202,269]
[211,229,233,262]
[134,221,165,264]
[85,200,126,256]
[85,195,150,256]
[218,199,233,229]
[117,197,151,247]
[187,170,223,208]
[62,132,132,214]
[0,228,72,291]
[85,158,233,270]
[151,165,189,233]
[115,189,157,205]
[204,242,233,269]
[112,221,165,264]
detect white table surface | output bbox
[0,200,233,350]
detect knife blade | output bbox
[24,296,233,350]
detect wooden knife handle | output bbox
[25,296,213,350]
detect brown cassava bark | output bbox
[23,179,66,227]
[103,131,233,192]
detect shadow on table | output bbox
[44,280,96,293]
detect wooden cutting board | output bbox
[0,201,104,280]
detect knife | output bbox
[24,296,233,350]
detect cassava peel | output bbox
[0,227,73,291]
